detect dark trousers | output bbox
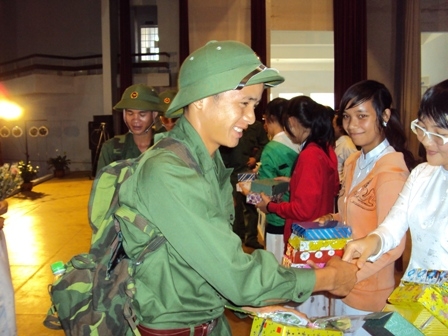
[232,189,259,244]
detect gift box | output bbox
[403,268,448,285]
[362,311,424,335]
[246,192,284,205]
[292,221,352,240]
[283,251,325,268]
[237,172,257,182]
[236,171,257,192]
[246,192,263,204]
[288,234,351,251]
[285,245,344,264]
[383,304,445,335]
[385,282,448,333]
[250,316,343,336]
[250,178,289,196]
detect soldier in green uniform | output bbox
[96,84,163,173]
[118,40,358,336]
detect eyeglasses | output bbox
[410,119,448,146]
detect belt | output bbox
[137,319,217,336]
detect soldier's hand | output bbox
[314,256,358,297]
[326,256,358,296]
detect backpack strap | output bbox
[153,137,202,175]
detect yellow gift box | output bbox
[288,234,350,252]
[250,316,343,336]
[385,283,448,335]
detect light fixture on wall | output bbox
[12,126,23,137]
[0,126,10,137]
[29,126,39,137]
[38,126,49,136]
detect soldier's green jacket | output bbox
[96,132,141,172]
[118,116,316,334]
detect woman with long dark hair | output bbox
[258,98,299,263]
[317,80,415,334]
[343,78,448,300]
[257,95,339,244]
[256,95,339,317]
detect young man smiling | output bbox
[117,40,358,336]
[96,84,163,173]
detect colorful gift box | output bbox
[362,311,424,335]
[403,268,448,285]
[246,192,285,205]
[385,282,448,333]
[292,221,352,240]
[383,304,445,335]
[236,171,257,192]
[283,251,326,268]
[288,234,351,252]
[250,178,289,196]
[237,172,257,182]
[250,316,343,336]
[285,247,344,264]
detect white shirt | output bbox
[350,139,395,192]
[373,162,448,272]
[272,131,300,153]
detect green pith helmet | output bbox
[166,40,285,117]
[113,84,162,112]
[159,90,183,118]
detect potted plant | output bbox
[17,161,39,191]
[0,163,24,198]
[47,154,71,178]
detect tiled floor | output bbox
[3,172,409,335]
[3,172,252,335]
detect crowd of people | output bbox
[1,39,447,336]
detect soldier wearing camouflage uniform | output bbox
[96,84,163,173]
[117,40,358,336]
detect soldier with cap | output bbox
[153,89,183,143]
[96,84,163,172]
[117,40,358,335]
[158,89,183,132]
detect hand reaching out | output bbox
[342,234,382,269]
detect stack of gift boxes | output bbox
[382,268,448,335]
[282,220,352,269]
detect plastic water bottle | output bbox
[50,261,66,281]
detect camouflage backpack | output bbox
[44,137,199,336]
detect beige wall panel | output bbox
[270,0,332,31]
[188,0,251,52]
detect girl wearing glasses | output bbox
[316,80,415,332]
[343,79,448,285]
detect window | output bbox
[140,26,159,61]
[278,93,303,100]
[310,93,334,109]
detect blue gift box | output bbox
[237,172,257,182]
[292,221,352,240]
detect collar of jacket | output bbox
[169,116,233,184]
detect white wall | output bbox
[422,33,448,88]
